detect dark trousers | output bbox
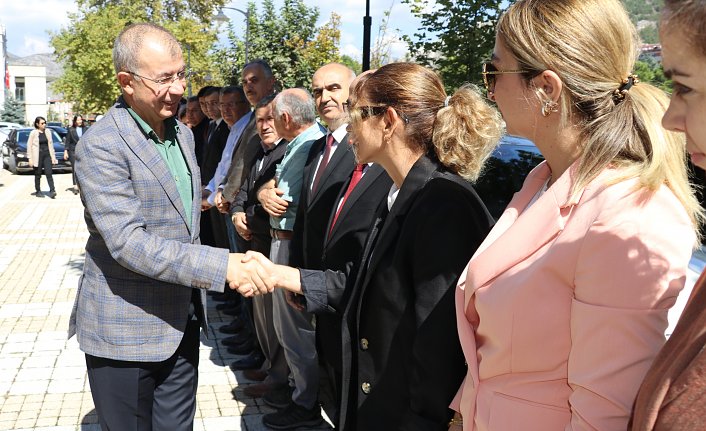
[85,319,201,431]
[34,150,55,192]
[67,149,77,185]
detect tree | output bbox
[0,94,26,124]
[213,0,341,90]
[634,57,671,93]
[402,0,505,91]
[50,0,225,113]
[340,55,362,75]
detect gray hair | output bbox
[243,59,273,79]
[273,89,316,126]
[113,23,181,75]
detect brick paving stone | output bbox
[0,172,334,430]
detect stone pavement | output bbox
[0,169,332,431]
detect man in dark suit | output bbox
[68,23,252,430]
[199,86,230,249]
[186,95,208,167]
[289,64,393,426]
[231,94,290,399]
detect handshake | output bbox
[226,251,278,297]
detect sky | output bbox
[0,0,428,61]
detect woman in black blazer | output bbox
[64,114,87,194]
[238,63,502,430]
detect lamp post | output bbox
[214,6,251,65]
[363,0,371,71]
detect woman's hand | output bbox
[448,412,463,430]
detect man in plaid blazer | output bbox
[68,23,249,430]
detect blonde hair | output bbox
[354,62,502,181]
[498,0,704,233]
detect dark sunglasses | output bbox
[481,62,531,94]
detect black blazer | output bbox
[200,120,229,186]
[232,140,288,253]
[300,154,494,430]
[289,133,356,269]
[64,126,88,152]
[191,117,210,168]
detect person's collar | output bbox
[234,111,252,129]
[126,106,179,143]
[262,137,284,153]
[330,123,348,144]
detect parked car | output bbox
[1,128,70,174]
[48,125,68,141]
[0,121,24,130]
[474,135,545,219]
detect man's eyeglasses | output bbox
[220,101,249,109]
[128,68,192,88]
[481,62,530,94]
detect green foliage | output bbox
[402,0,505,91]
[50,0,224,113]
[213,0,341,90]
[639,23,659,44]
[340,55,362,75]
[621,0,661,23]
[0,93,26,124]
[634,57,671,93]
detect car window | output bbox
[15,129,64,147]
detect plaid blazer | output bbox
[68,97,229,362]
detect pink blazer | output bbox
[453,161,695,431]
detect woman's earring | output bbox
[541,100,559,117]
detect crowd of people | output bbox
[65,0,706,429]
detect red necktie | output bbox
[329,164,365,235]
[312,134,334,193]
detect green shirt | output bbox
[127,108,193,228]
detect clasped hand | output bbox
[225,251,278,297]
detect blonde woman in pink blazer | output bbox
[451,0,704,430]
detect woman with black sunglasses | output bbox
[450,0,703,430]
[28,116,58,198]
[236,63,503,430]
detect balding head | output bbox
[312,63,356,131]
[113,23,181,75]
[272,88,316,140]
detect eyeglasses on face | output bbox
[220,101,248,109]
[128,68,192,88]
[342,102,410,124]
[481,62,530,94]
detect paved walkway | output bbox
[0,169,313,431]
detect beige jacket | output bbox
[27,129,57,167]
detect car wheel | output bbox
[8,153,17,175]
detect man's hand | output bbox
[226,252,276,296]
[233,212,252,240]
[258,187,289,217]
[64,152,69,160]
[285,291,306,311]
[201,189,212,211]
[214,190,230,214]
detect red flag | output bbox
[4,65,9,89]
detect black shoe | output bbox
[48,191,56,199]
[72,187,79,195]
[262,400,324,429]
[227,341,256,355]
[219,318,245,334]
[32,191,44,198]
[229,352,265,371]
[262,385,294,410]
[221,331,253,346]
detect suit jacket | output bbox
[301,154,493,430]
[68,97,229,362]
[64,126,88,152]
[232,139,288,252]
[191,117,209,168]
[289,134,355,269]
[221,114,260,202]
[316,163,392,376]
[27,129,56,167]
[200,119,229,186]
[454,161,695,431]
[630,271,706,430]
